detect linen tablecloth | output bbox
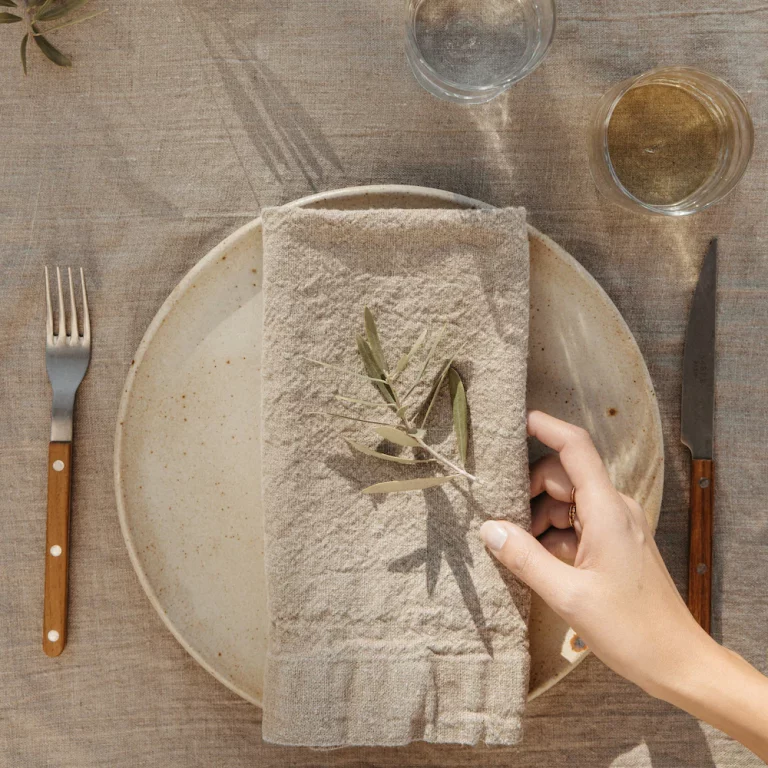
[1,0,766,765]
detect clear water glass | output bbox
[587,67,754,216]
[405,0,556,105]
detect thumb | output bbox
[480,520,577,613]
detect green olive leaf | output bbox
[364,306,388,373]
[20,31,27,74]
[420,354,460,428]
[362,476,461,494]
[36,0,91,21]
[403,323,447,402]
[374,425,420,447]
[32,28,72,66]
[393,326,428,379]
[0,11,21,21]
[343,438,434,465]
[0,1,17,8]
[30,0,52,16]
[355,333,382,378]
[448,367,468,465]
[356,334,395,404]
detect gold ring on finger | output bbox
[568,486,577,528]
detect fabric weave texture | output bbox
[1,0,765,762]
[260,207,531,746]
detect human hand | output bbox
[480,410,768,760]
[480,410,712,699]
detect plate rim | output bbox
[114,183,664,707]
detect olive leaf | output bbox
[36,0,91,21]
[393,327,428,379]
[448,368,468,465]
[343,438,434,465]
[374,425,420,447]
[313,308,477,491]
[362,476,461,494]
[5,0,105,73]
[356,334,395,404]
[419,354,457,428]
[403,323,447,401]
[364,306,388,373]
[33,29,71,65]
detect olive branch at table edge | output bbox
[1,0,106,73]
[308,307,474,494]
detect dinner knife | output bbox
[681,239,717,634]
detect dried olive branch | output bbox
[325,344,472,480]
[1,0,105,74]
[309,307,474,493]
[412,435,470,479]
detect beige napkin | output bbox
[260,206,531,747]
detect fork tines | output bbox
[45,267,90,345]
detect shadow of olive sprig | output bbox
[1,0,106,73]
[309,307,473,495]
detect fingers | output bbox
[531,492,571,536]
[530,453,572,501]
[480,520,577,610]
[532,491,583,539]
[527,410,612,492]
[539,527,578,564]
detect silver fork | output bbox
[43,267,91,657]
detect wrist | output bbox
[649,629,768,761]
[649,628,726,708]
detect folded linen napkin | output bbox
[260,206,531,747]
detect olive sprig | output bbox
[309,307,474,494]
[1,0,106,73]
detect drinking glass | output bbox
[587,67,754,216]
[405,0,556,105]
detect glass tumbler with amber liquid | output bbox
[588,67,753,216]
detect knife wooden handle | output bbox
[43,441,72,657]
[688,458,713,634]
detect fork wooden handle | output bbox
[688,458,714,635]
[43,441,72,657]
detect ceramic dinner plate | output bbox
[115,185,664,705]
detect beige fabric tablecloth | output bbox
[0,0,766,765]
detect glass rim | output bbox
[405,0,557,94]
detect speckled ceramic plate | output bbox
[115,185,663,706]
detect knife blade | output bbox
[681,238,717,634]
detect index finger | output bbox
[527,410,612,492]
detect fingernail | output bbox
[480,521,508,552]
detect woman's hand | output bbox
[480,410,768,762]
